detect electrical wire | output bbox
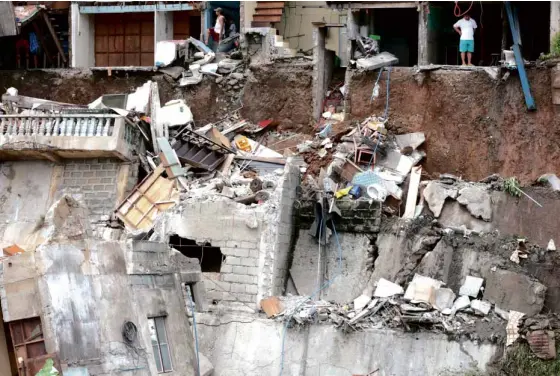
[454,1,474,17]
[188,288,201,376]
[278,218,344,376]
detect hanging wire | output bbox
[454,1,474,17]
[188,287,201,376]
[278,218,344,376]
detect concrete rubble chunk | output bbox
[548,239,556,251]
[403,274,444,305]
[470,300,491,316]
[484,269,546,317]
[353,294,372,312]
[374,278,404,298]
[452,295,471,312]
[395,132,426,151]
[459,276,484,298]
[456,186,492,221]
[423,181,458,217]
[434,288,456,311]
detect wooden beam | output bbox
[42,11,67,63]
[403,166,422,219]
[32,21,52,63]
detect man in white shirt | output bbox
[453,14,477,66]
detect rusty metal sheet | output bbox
[527,330,556,360]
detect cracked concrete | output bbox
[196,312,498,375]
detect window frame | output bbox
[148,316,173,373]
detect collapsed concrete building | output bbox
[3,1,560,376]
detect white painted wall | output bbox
[155,11,174,65]
[71,3,95,68]
[551,2,560,48]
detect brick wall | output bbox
[59,158,124,219]
[166,160,301,311]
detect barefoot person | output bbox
[454,13,477,66]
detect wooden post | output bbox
[42,11,67,63]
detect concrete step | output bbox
[256,1,285,9]
[253,14,282,22]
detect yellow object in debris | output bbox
[235,136,252,152]
[335,186,353,199]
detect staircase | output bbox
[251,1,285,28]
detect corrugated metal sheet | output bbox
[0,2,17,37]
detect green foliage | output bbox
[499,343,560,376]
[540,32,560,60]
[504,177,521,197]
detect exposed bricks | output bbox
[60,158,122,216]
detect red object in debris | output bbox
[527,330,556,360]
[258,119,273,128]
[3,244,24,256]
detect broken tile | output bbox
[506,310,525,346]
[260,297,283,318]
[459,276,484,298]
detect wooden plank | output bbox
[42,11,67,63]
[32,21,53,63]
[349,2,417,9]
[256,2,285,9]
[255,9,284,15]
[253,15,282,22]
[234,156,286,165]
[403,166,422,219]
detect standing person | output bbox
[453,13,477,66]
[205,7,225,45]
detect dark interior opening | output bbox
[429,1,550,65]
[370,8,419,66]
[169,235,224,273]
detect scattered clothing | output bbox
[29,32,39,54]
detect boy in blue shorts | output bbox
[454,13,477,66]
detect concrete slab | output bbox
[356,52,399,70]
[484,269,546,316]
[423,181,458,217]
[457,186,492,221]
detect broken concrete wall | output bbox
[58,158,136,225]
[437,187,560,248]
[0,158,136,249]
[0,161,56,251]
[0,196,198,375]
[162,162,299,310]
[373,218,549,316]
[197,312,499,376]
[0,251,41,321]
[290,231,371,303]
[346,67,560,184]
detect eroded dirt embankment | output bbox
[348,67,560,184]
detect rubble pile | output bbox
[264,273,512,343]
